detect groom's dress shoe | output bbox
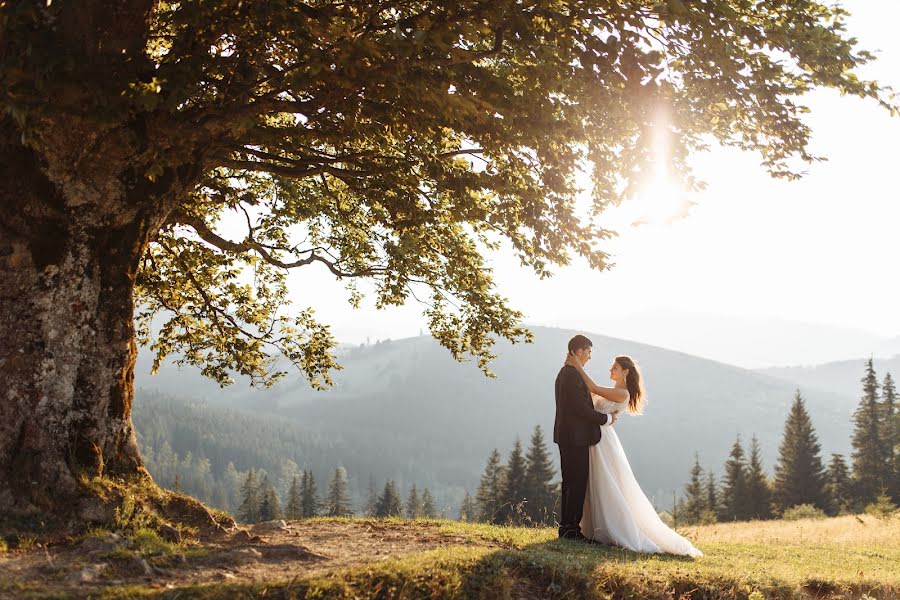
[558,530,588,542]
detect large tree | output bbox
[0,0,891,520]
[882,373,898,502]
[719,435,749,521]
[523,425,557,525]
[681,454,706,524]
[745,435,773,520]
[851,359,887,506]
[772,390,826,513]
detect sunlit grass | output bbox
[7,514,898,599]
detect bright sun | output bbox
[629,169,693,227]
[626,109,694,228]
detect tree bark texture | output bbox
[0,113,180,516]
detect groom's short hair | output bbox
[568,334,592,353]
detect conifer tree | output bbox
[285,475,303,520]
[852,359,886,506]
[824,454,852,516]
[421,488,438,518]
[363,475,378,517]
[173,473,182,493]
[223,462,243,510]
[524,425,557,525]
[259,474,283,521]
[882,373,898,501]
[773,391,826,513]
[326,467,353,517]
[499,438,528,523]
[375,480,403,518]
[459,491,478,522]
[238,468,261,524]
[300,470,322,518]
[720,435,749,521]
[405,484,422,519]
[704,471,719,523]
[476,449,506,523]
[681,455,706,524]
[746,435,773,520]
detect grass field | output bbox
[2,513,897,599]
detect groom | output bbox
[554,334,616,540]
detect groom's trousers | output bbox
[557,444,590,537]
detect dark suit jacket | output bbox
[553,365,609,446]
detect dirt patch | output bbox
[0,520,502,596]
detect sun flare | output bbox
[629,170,694,227]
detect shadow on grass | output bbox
[20,525,899,600]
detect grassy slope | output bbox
[80,515,899,600]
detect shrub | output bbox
[864,494,898,520]
[782,504,827,521]
[698,509,718,525]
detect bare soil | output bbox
[0,520,500,597]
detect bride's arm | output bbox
[565,355,628,403]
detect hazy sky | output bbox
[266,1,900,362]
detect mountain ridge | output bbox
[136,326,860,509]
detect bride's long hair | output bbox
[615,355,645,415]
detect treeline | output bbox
[679,359,898,523]
[232,467,443,523]
[461,426,558,525]
[134,391,452,517]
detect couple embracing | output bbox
[554,334,702,557]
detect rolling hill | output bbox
[135,327,859,511]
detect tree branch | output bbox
[169,212,386,278]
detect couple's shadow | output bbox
[456,533,698,599]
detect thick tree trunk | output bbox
[0,115,163,519]
[0,206,152,518]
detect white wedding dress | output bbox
[580,394,702,558]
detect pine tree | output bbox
[238,468,261,524]
[459,491,478,522]
[276,459,300,505]
[259,474,283,521]
[475,449,506,523]
[326,467,353,517]
[720,435,749,521]
[421,488,437,518]
[745,435,773,520]
[375,480,403,517]
[824,453,852,516]
[300,470,322,518]
[499,438,528,523]
[223,462,243,511]
[363,475,378,517]
[285,475,303,520]
[173,473,182,493]
[524,425,557,525]
[852,359,886,506]
[681,455,706,524]
[773,390,827,513]
[704,471,719,524]
[882,372,898,502]
[405,484,422,519]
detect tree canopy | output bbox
[2,0,892,388]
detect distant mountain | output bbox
[545,310,893,369]
[878,336,900,358]
[136,327,858,510]
[759,355,900,400]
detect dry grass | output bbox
[689,513,900,547]
[2,514,898,599]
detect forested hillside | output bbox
[135,327,864,515]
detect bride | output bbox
[564,353,703,558]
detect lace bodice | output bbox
[592,393,627,415]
